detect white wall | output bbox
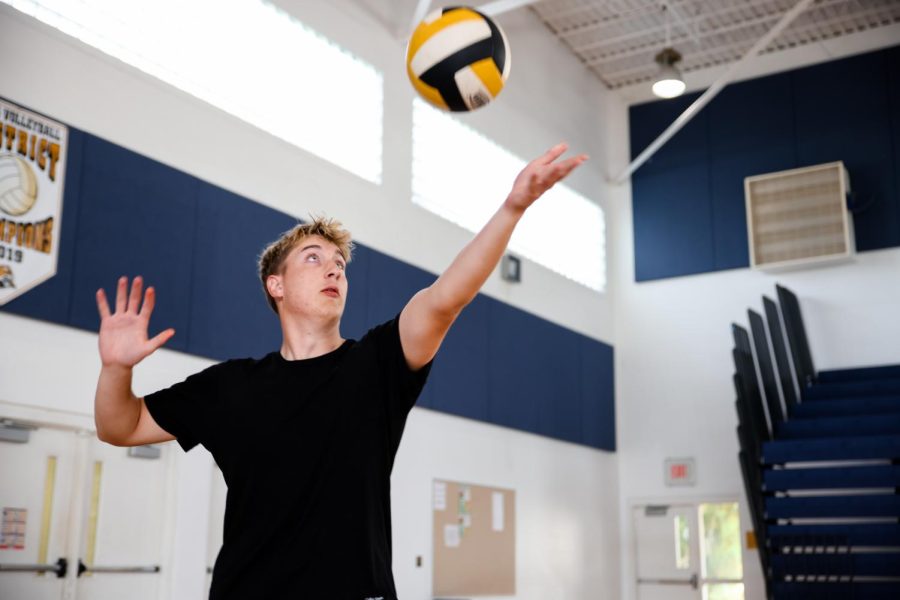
[606,84,900,600]
[0,2,620,599]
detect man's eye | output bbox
[306,253,319,262]
[337,262,346,270]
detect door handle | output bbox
[638,573,699,589]
[77,560,160,577]
[0,557,68,578]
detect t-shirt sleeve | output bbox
[144,362,225,452]
[364,314,433,418]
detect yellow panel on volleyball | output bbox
[468,57,504,98]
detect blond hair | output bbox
[258,216,354,313]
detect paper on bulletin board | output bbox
[444,523,460,548]
[434,482,447,511]
[492,492,504,532]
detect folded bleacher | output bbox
[732,284,900,599]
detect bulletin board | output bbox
[432,479,515,597]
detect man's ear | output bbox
[266,274,284,301]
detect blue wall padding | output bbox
[2,115,616,451]
[427,294,490,421]
[581,338,616,451]
[488,303,581,437]
[67,135,198,352]
[793,52,899,250]
[340,245,371,343]
[888,47,900,241]
[188,184,294,361]
[630,45,900,282]
[707,73,796,270]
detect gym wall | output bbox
[629,44,900,282]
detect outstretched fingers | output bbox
[96,288,111,320]
[139,286,156,318]
[552,153,588,181]
[148,328,176,352]
[128,276,143,313]
[115,276,128,313]
[536,142,569,166]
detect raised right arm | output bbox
[94,276,176,447]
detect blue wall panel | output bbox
[631,45,900,281]
[888,47,900,241]
[536,326,581,443]
[187,185,293,361]
[67,135,197,352]
[792,51,899,251]
[488,304,578,436]
[340,245,371,342]
[428,294,490,421]
[633,164,714,281]
[630,91,707,172]
[707,73,796,270]
[3,129,84,323]
[581,338,615,450]
[631,92,714,281]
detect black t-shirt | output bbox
[144,317,431,600]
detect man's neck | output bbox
[279,315,344,361]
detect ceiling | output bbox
[527,0,900,90]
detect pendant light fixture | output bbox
[652,3,686,98]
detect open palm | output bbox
[96,276,175,368]
[506,143,588,212]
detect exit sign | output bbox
[664,458,696,486]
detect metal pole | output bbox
[613,0,816,185]
[480,0,544,17]
[408,0,433,34]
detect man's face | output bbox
[268,235,348,321]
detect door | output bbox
[0,416,171,600]
[633,502,745,600]
[0,423,79,600]
[634,504,701,600]
[74,438,169,600]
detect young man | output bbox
[94,143,586,599]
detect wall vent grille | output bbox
[745,161,854,271]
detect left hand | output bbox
[505,143,588,213]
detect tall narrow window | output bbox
[699,502,744,600]
[4,0,384,183]
[412,99,606,292]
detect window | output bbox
[412,99,606,292]
[4,0,384,183]
[700,502,744,600]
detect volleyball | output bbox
[0,155,38,217]
[406,7,510,112]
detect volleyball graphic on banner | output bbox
[406,7,511,112]
[0,155,39,217]
[0,98,67,305]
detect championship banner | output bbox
[0,98,67,305]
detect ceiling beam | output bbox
[479,0,544,17]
